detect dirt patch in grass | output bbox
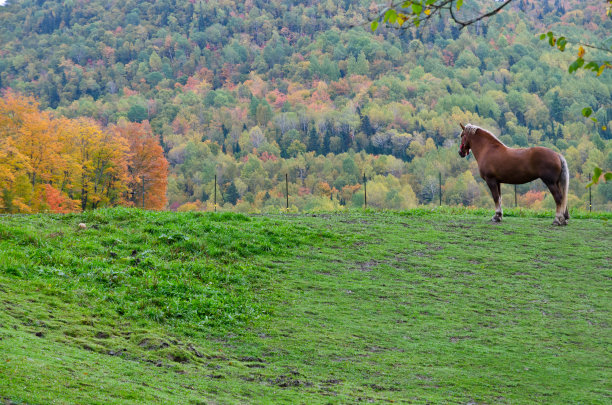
[95,331,110,339]
[356,260,380,272]
[270,373,313,388]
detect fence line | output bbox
[185,171,610,213]
[5,171,607,214]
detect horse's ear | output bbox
[460,123,465,130]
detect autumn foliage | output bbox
[0,91,167,213]
[110,120,168,210]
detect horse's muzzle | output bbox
[458,149,467,158]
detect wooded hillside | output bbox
[0,0,610,212]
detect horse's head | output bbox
[458,123,471,158]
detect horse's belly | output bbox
[500,171,540,184]
[480,157,541,184]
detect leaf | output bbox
[397,13,407,26]
[371,21,378,31]
[586,166,603,188]
[424,8,431,16]
[546,31,555,47]
[584,61,599,71]
[597,64,607,76]
[412,3,423,15]
[568,57,584,73]
[384,9,397,23]
[605,173,612,182]
[456,0,463,11]
[593,167,603,183]
[578,46,585,58]
[557,37,567,51]
[602,126,607,131]
[582,107,592,117]
[539,33,546,40]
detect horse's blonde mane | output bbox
[465,124,506,147]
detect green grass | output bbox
[0,207,610,404]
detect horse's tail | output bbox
[558,153,570,218]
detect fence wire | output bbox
[190,172,611,214]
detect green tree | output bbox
[127,104,148,123]
[455,49,480,69]
[225,181,240,205]
[149,51,162,71]
[287,140,307,157]
[256,102,272,126]
[353,51,370,75]
[549,91,564,122]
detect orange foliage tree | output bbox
[0,91,167,213]
[110,120,168,210]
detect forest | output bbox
[0,0,610,213]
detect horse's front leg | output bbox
[485,179,503,222]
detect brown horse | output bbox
[458,123,569,225]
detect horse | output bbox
[458,123,570,226]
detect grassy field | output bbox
[0,207,610,404]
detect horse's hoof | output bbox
[491,216,501,223]
[553,219,567,226]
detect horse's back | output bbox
[527,146,562,170]
[482,145,561,184]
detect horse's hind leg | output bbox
[485,179,502,222]
[563,181,569,221]
[544,180,567,226]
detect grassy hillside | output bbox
[0,208,611,404]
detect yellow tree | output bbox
[0,91,38,211]
[14,108,59,188]
[59,118,129,210]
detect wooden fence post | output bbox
[439,172,442,206]
[363,173,367,209]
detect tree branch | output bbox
[449,0,516,28]
[574,41,612,54]
[360,0,517,31]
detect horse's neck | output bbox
[471,131,504,161]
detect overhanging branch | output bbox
[449,0,516,28]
